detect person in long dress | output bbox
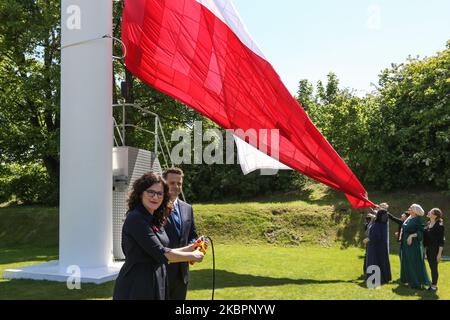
[365,209,392,285]
[399,204,431,290]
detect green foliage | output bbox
[0,163,58,205]
[0,164,12,203]
[366,46,450,190]
[183,164,306,203]
[300,76,372,184]
[297,43,450,192]
[0,0,60,157]
[297,79,314,111]
[0,0,60,190]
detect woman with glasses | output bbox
[113,172,204,300]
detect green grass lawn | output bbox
[1,185,449,300]
[1,244,448,300]
[189,245,449,300]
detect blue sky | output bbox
[232,0,450,96]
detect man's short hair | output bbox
[162,167,184,179]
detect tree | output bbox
[299,42,450,191]
[0,0,60,182]
[325,72,339,105]
[296,79,315,111]
[368,44,450,190]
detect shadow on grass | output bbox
[0,279,114,300]
[0,247,58,265]
[347,276,438,300]
[189,269,356,291]
[0,246,102,300]
[0,246,114,300]
[391,282,438,301]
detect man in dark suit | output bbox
[163,168,198,300]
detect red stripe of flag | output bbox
[121,0,374,208]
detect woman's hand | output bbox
[407,233,418,246]
[367,213,376,220]
[407,235,413,246]
[191,250,204,263]
[363,238,369,245]
[437,254,442,263]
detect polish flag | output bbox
[121,0,374,208]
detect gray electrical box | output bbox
[112,146,162,260]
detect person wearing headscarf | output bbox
[362,203,388,276]
[365,209,392,285]
[399,204,431,289]
[424,208,445,292]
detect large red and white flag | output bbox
[121,0,374,208]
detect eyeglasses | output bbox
[145,189,164,198]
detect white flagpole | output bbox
[59,0,113,269]
[5,0,119,283]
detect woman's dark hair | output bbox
[127,172,170,228]
[375,209,388,224]
[431,208,443,222]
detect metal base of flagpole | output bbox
[4,260,124,284]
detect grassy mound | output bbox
[1,184,449,300]
[1,184,448,255]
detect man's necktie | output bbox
[171,204,182,237]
